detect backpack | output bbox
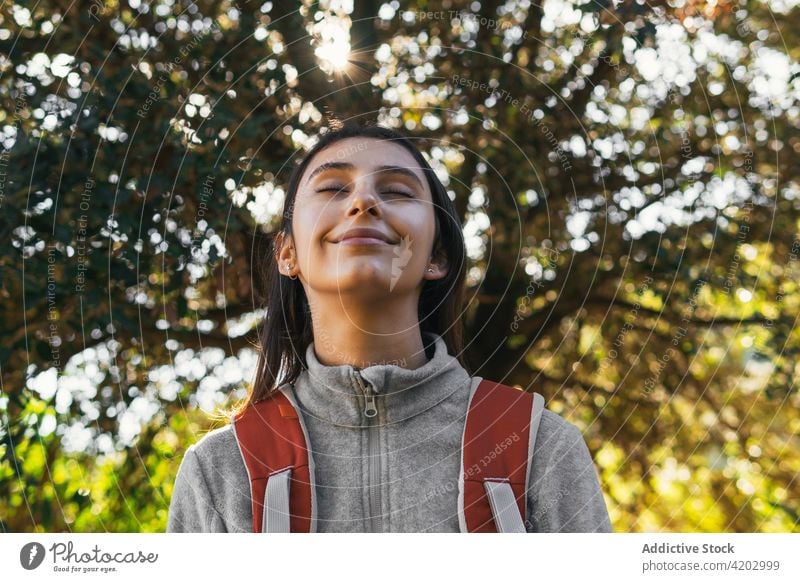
[230,378,545,532]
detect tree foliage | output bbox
[1,0,798,532]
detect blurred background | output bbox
[1,0,798,532]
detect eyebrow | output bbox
[305,162,425,189]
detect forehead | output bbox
[302,137,428,188]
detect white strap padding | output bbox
[483,480,526,533]
[263,468,292,533]
[523,392,545,524]
[279,384,318,532]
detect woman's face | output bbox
[281,137,446,301]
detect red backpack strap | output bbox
[458,378,545,532]
[230,384,316,533]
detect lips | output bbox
[337,237,389,246]
[334,227,396,244]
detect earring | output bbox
[284,262,298,280]
[426,266,434,273]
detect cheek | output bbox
[380,225,434,284]
[396,206,437,254]
[292,206,331,253]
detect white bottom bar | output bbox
[2,534,798,582]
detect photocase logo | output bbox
[20,542,46,570]
[389,234,413,291]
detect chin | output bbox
[329,265,397,293]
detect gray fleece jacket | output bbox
[166,332,613,533]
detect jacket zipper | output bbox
[355,371,382,532]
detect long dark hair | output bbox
[234,121,469,412]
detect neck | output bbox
[307,294,429,370]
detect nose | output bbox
[346,178,383,217]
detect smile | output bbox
[335,237,391,246]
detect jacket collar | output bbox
[289,331,472,427]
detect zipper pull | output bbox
[364,393,377,418]
[357,373,378,418]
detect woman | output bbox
[166,121,612,533]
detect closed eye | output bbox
[315,186,414,198]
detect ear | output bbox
[423,241,449,281]
[275,231,297,277]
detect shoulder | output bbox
[173,423,247,493]
[182,423,247,482]
[168,423,250,532]
[476,381,584,449]
[525,408,613,532]
[187,423,240,461]
[473,382,589,466]
[530,408,597,475]
[471,382,585,452]
[535,408,586,450]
